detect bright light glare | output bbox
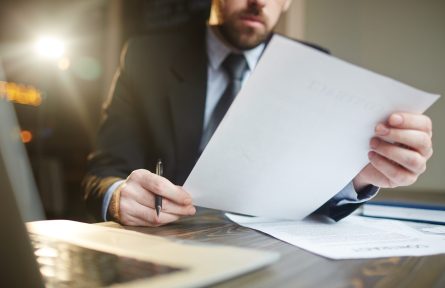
[35,36,65,59]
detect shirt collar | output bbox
[206,25,266,72]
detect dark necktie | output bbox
[200,53,248,150]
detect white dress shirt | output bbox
[203,26,265,130]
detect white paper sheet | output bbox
[226,214,445,259]
[184,35,440,219]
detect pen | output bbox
[155,159,163,217]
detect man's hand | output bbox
[109,169,196,226]
[353,112,433,191]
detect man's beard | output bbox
[218,6,271,50]
[219,21,269,50]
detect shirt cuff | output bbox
[332,181,380,206]
[102,180,125,221]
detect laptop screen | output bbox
[0,98,45,221]
[0,98,186,287]
[0,97,46,287]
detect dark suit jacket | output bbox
[83,20,362,221]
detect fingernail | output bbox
[183,198,192,205]
[375,124,389,136]
[370,138,379,149]
[390,114,403,126]
[189,207,196,215]
[368,151,375,159]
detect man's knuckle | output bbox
[129,169,144,181]
[425,117,433,132]
[419,134,431,151]
[128,170,137,179]
[406,155,422,171]
[405,156,415,169]
[152,181,164,194]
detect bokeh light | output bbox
[57,57,71,71]
[20,130,33,143]
[35,36,65,59]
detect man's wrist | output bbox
[107,187,122,222]
[352,174,370,193]
[102,179,125,221]
[331,181,380,207]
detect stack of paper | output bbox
[226,214,445,259]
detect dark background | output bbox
[0,0,210,221]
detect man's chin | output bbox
[236,32,269,49]
[218,23,270,50]
[228,30,269,50]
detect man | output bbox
[83,0,433,226]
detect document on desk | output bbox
[184,34,440,219]
[226,214,445,259]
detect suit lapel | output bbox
[167,24,207,182]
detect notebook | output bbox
[0,98,279,287]
[361,201,445,225]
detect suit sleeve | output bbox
[82,41,150,220]
[313,183,379,221]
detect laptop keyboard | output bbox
[30,233,184,287]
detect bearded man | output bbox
[83,0,433,226]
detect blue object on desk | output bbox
[361,201,445,225]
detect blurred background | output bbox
[0,0,443,222]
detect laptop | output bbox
[0,98,279,287]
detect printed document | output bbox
[226,214,445,259]
[185,35,440,219]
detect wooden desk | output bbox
[111,203,445,288]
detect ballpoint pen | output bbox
[155,159,163,217]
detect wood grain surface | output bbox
[116,203,445,288]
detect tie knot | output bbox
[222,53,248,81]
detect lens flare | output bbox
[35,36,65,59]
